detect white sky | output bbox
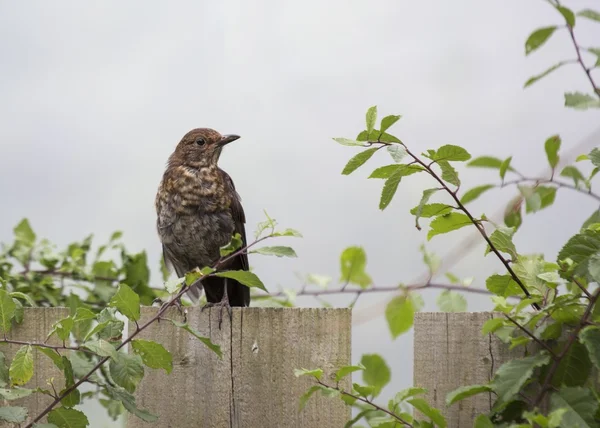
[1,1,599,426]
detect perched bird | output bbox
[155,128,250,316]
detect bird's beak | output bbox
[219,134,241,147]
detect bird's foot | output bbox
[200,299,232,329]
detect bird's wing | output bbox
[221,169,249,272]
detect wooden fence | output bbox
[2,308,515,427]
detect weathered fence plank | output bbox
[413,312,528,427]
[129,307,352,428]
[1,307,69,428]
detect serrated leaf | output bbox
[460,184,494,204]
[550,387,598,428]
[83,339,118,359]
[339,246,371,288]
[489,230,518,259]
[544,135,561,168]
[47,316,74,342]
[385,295,414,339]
[332,137,368,147]
[219,232,243,257]
[9,292,36,307]
[409,203,453,218]
[557,6,576,26]
[379,166,405,210]
[293,368,323,380]
[525,26,557,55]
[380,115,401,133]
[590,148,600,169]
[251,246,297,258]
[9,345,33,386]
[48,407,89,428]
[368,164,423,179]
[438,160,460,186]
[335,364,365,382]
[413,188,440,230]
[107,386,158,422]
[491,353,550,406]
[558,229,600,278]
[109,283,140,321]
[565,92,600,110]
[353,382,375,398]
[215,270,267,292]
[272,228,302,238]
[298,385,321,411]
[131,339,173,374]
[0,406,28,423]
[552,340,591,387]
[427,213,472,240]
[474,414,494,428]
[169,320,222,358]
[408,397,447,428]
[366,106,377,134]
[525,62,569,88]
[361,354,390,397]
[436,290,467,312]
[580,326,600,371]
[578,9,600,22]
[342,147,378,175]
[36,347,64,369]
[468,156,514,170]
[433,145,471,162]
[386,145,406,163]
[482,318,505,334]
[110,352,144,393]
[561,165,586,186]
[446,384,492,406]
[499,156,512,180]
[0,387,34,400]
[0,289,16,334]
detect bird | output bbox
[155,128,250,321]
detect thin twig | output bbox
[503,314,558,358]
[501,177,600,202]
[0,339,97,355]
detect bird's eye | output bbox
[195,137,206,146]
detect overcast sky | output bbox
[1,1,599,426]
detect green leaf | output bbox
[342,147,378,175]
[83,339,118,359]
[219,232,243,257]
[386,145,406,163]
[525,62,570,88]
[14,218,36,246]
[578,9,600,22]
[9,292,36,307]
[0,352,9,387]
[107,386,158,422]
[48,407,89,428]
[366,106,377,134]
[47,316,74,342]
[131,339,173,374]
[293,368,323,380]
[438,161,460,186]
[460,185,494,204]
[385,295,414,339]
[169,320,223,358]
[214,270,268,292]
[499,156,512,180]
[489,230,518,260]
[550,386,598,428]
[482,318,505,335]
[427,213,472,240]
[0,406,28,423]
[360,354,390,397]
[379,166,406,210]
[369,164,423,179]
[468,156,514,170]
[393,387,427,404]
[589,148,600,168]
[544,135,561,168]
[551,340,591,387]
[421,245,441,275]
[407,397,447,428]
[446,384,492,406]
[580,326,600,371]
[0,289,16,334]
[380,115,401,133]
[251,246,297,258]
[433,145,471,162]
[164,276,185,294]
[561,165,586,186]
[298,385,321,411]
[557,6,576,26]
[409,203,453,218]
[473,414,494,428]
[436,290,467,312]
[413,189,440,230]
[9,345,33,386]
[339,246,372,288]
[271,228,303,238]
[353,382,375,398]
[109,283,140,321]
[335,364,365,382]
[110,352,144,393]
[512,254,548,294]
[332,137,367,147]
[558,229,600,277]
[0,387,34,400]
[491,353,551,406]
[36,347,64,369]
[564,92,600,110]
[486,275,523,297]
[525,26,557,55]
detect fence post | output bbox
[413,312,533,427]
[1,307,69,428]
[128,307,352,428]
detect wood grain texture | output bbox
[413,312,530,427]
[129,307,351,428]
[1,307,69,427]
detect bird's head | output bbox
[169,128,240,168]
